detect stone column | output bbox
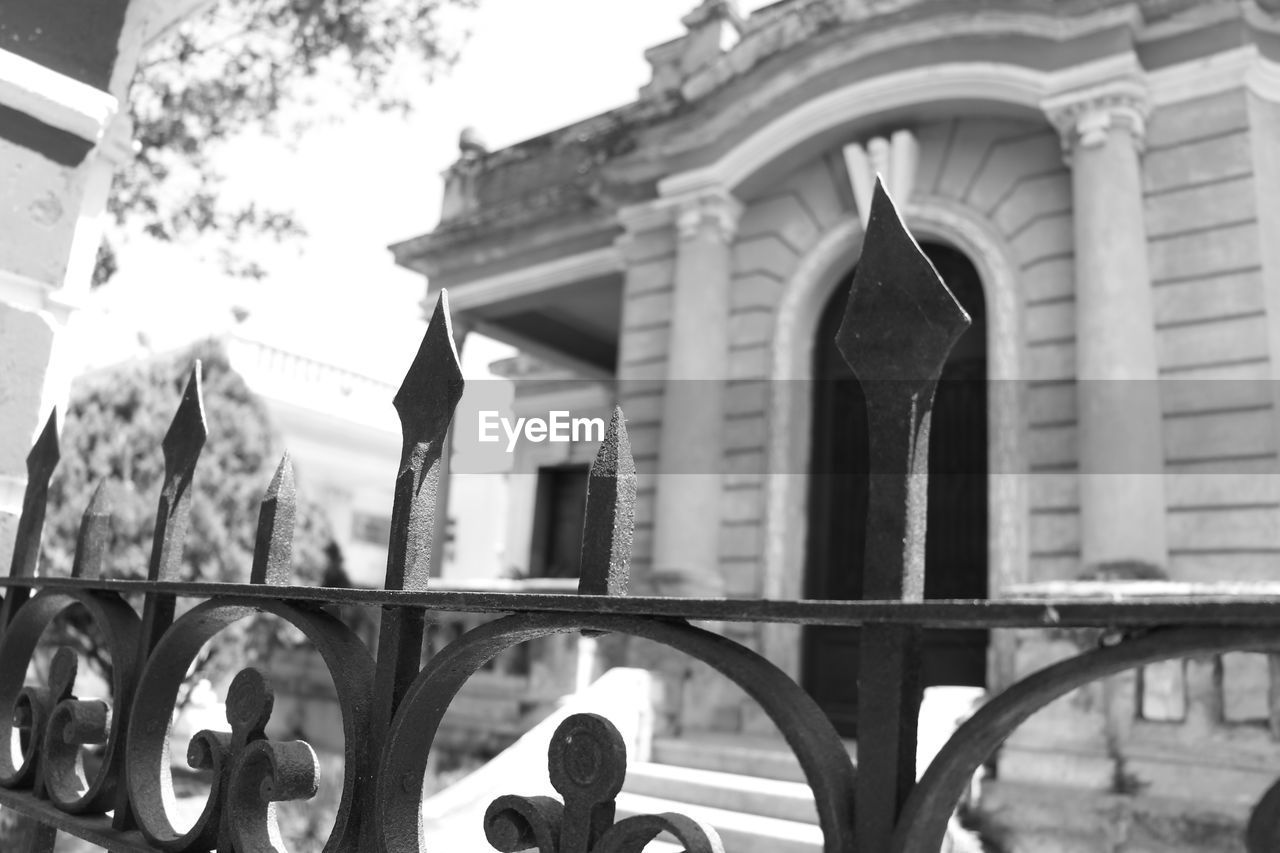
[1045,82,1168,569]
[650,189,742,599]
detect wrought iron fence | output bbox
[3,181,1280,852]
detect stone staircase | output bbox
[616,735,845,852]
[616,685,989,852]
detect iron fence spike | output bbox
[160,364,208,490]
[579,407,637,597]
[835,176,969,387]
[250,453,296,585]
[147,363,207,583]
[1,410,60,630]
[7,410,59,582]
[26,409,60,488]
[70,481,113,580]
[365,291,468,848]
[834,176,973,850]
[392,290,464,468]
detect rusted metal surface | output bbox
[0,411,59,630]
[1,180,1279,853]
[578,408,635,598]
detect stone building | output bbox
[392,0,1280,847]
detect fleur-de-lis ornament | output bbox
[178,668,319,852]
[484,713,723,853]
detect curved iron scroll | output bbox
[124,599,373,852]
[376,612,856,853]
[0,589,139,813]
[894,627,1280,853]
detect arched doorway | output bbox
[801,241,988,737]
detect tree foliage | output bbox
[42,340,345,683]
[98,0,477,285]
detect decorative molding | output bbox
[675,189,743,243]
[0,270,78,325]
[0,48,117,145]
[659,54,1139,197]
[617,187,744,244]
[1042,79,1151,153]
[1147,44,1258,105]
[679,2,1140,105]
[1246,52,1280,102]
[439,247,622,313]
[843,129,919,229]
[616,199,679,236]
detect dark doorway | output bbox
[528,465,590,579]
[800,242,989,737]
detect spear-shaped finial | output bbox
[1,410,60,629]
[365,292,467,851]
[8,410,59,579]
[834,177,969,599]
[149,364,207,582]
[27,410,60,498]
[70,481,113,579]
[250,454,296,585]
[393,292,465,470]
[578,408,636,597]
[384,290,464,592]
[115,363,207,832]
[833,177,970,852]
[835,177,969,390]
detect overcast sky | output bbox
[75,0,774,383]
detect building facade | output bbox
[393,1,1280,847]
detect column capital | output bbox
[675,189,743,244]
[1042,79,1151,155]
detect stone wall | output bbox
[991,89,1280,848]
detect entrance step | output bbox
[651,733,856,783]
[625,761,820,824]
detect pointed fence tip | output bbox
[579,406,638,598]
[86,480,113,515]
[72,481,114,580]
[162,362,209,470]
[252,453,297,586]
[28,408,60,480]
[590,407,635,478]
[265,452,296,501]
[393,289,465,448]
[835,175,970,384]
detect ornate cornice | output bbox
[1042,79,1151,154]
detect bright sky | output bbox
[74,0,777,383]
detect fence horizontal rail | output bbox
[5,576,1280,628]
